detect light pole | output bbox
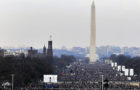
[11,74,14,90]
[101,75,104,90]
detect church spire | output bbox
[43,44,47,56]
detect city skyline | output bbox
[0,0,140,49]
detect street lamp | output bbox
[101,75,104,90]
[11,74,14,90]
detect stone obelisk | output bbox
[90,0,96,63]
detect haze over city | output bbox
[1,0,140,89]
[0,0,140,49]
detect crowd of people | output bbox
[19,61,140,89]
[1,60,140,90]
[55,61,140,89]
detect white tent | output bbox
[118,65,121,71]
[127,77,132,81]
[120,72,124,76]
[129,69,134,76]
[124,69,129,76]
[122,66,125,71]
[114,62,117,67]
[111,62,115,67]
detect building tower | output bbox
[90,1,96,63]
[43,45,47,56]
[28,47,38,58]
[47,36,53,58]
[0,48,4,57]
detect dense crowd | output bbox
[56,61,140,89]
[22,61,140,89]
[1,60,140,90]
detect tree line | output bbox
[0,55,76,87]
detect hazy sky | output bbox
[0,0,140,49]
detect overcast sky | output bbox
[0,0,140,49]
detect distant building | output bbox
[47,38,53,58]
[28,47,38,58]
[0,48,4,57]
[4,49,27,57]
[43,45,47,56]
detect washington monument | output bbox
[90,1,96,63]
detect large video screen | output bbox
[43,75,58,83]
